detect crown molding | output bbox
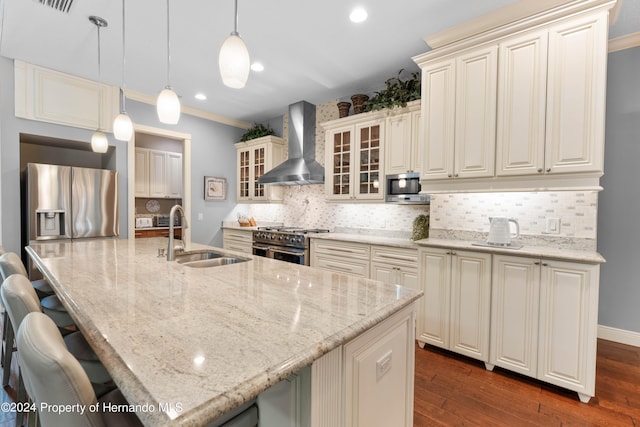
[124,89,251,130]
[421,0,617,51]
[608,32,640,52]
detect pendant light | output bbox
[219,0,250,89]
[113,0,134,141]
[90,16,109,154]
[157,0,180,124]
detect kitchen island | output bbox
[26,237,422,426]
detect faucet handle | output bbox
[157,248,166,258]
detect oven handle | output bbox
[252,245,271,251]
[269,248,305,256]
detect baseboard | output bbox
[598,324,640,347]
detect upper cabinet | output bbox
[421,46,497,181]
[235,136,284,203]
[324,117,385,201]
[384,101,422,175]
[413,1,614,192]
[135,148,183,199]
[497,14,607,177]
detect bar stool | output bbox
[0,252,76,386]
[17,312,143,427]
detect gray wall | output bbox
[124,100,243,247]
[597,46,640,333]
[0,56,244,253]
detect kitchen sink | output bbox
[175,250,251,268]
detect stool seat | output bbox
[41,294,75,329]
[31,278,54,297]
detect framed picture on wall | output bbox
[204,176,226,201]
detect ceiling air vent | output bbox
[36,0,74,14]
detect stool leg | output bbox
[15,369,27,427]
[1,311,6,368]
[2,315,13,386]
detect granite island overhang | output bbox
[26,237,423,426]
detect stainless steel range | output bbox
[252,226,329,265]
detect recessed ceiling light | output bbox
[251,62,265,72]
[195,93,207,100]
[349,7,367,23]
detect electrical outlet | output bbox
[376,350,393,381]
[546,217,560,234]
[198,213,204,221]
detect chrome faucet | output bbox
[167,204,189,261]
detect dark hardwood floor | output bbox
[414,339,640,426]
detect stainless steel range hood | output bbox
[258,101,324,186]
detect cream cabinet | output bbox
[222,228,253,255]
[324,118,385,201]
[235,136,284,203]
[384,101,422,175]
[135,148,182,199]
[417,247,492,364]
[369,246,418,290]
[490,254,599,403]
[496,13,607,177]
[420,45,497,181]
[310,240,370,278]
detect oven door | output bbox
[269,247,307,265]
[252,243,273,259]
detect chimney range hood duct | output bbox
[257,101,324,186]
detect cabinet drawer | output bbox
[311,240,370,260]
[223,229,253,243]
[312,254,370,278]
[370,246,417,268]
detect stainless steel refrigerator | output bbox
[26,163,119,242]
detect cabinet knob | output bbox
[451,250,456,255]
[534,261,541,265]
[447,174,452,178]
[546,168,551,173]
[537,168,543,173]
[446,250,451,255]
[542,262,548,267]
[454,174,459,178]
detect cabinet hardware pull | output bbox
[454,174,459,178]
[377,253,414,262]
[546,168,551,172]
[542,263,548,266]
[325,263,355,273]
[447,174,452,178]
[451,250,456,255]
[534,261,541,265]
[537,168,543,173]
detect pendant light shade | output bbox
[157,0,180,124]
[157,87,181,125]
[219,0,250,89]
[219,34,250,89]
[113,111,134,141]
[91,131,109,153]
[113,0,134,141]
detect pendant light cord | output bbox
[121,0,127,113]
[97,23,102,130]
[233,0,239,36]
[166,0,171,88]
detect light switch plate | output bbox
[546,217,560,234]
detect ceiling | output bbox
[1,0,638,125]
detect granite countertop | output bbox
[26,238,422,426]
[414,237,605,264]
[308,232,604,264]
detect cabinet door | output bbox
[538,260,598,400]
[449,250,492,361]
[490,255,540,377]
[134,149,150,197]
[385,113,413,174]
[326,126,354,200]
[251,144,266,200]
[417,248,451,349]
[354,121,384,200]
[237,148,251,201]
[454,45,497,179]
[496,30,548,176]
[420,59,455,180]
[545,13,607,174]
[165,152,182,198]
[410,109,423,174]
[148,151,167,198]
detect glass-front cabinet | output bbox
[325,118,385,201]
[235,136,284,203]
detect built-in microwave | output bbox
[385,173,430,204]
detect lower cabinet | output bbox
[417,247,492,364]
[310,240,370,278]
[257,367,311,427]
[369,246,419,290]
[490,254,599,402]
[222,228,253,255]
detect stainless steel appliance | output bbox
[252,226,329,265]
[26,163,119,242]
[385,172,430,204]
[155,214,180,227]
